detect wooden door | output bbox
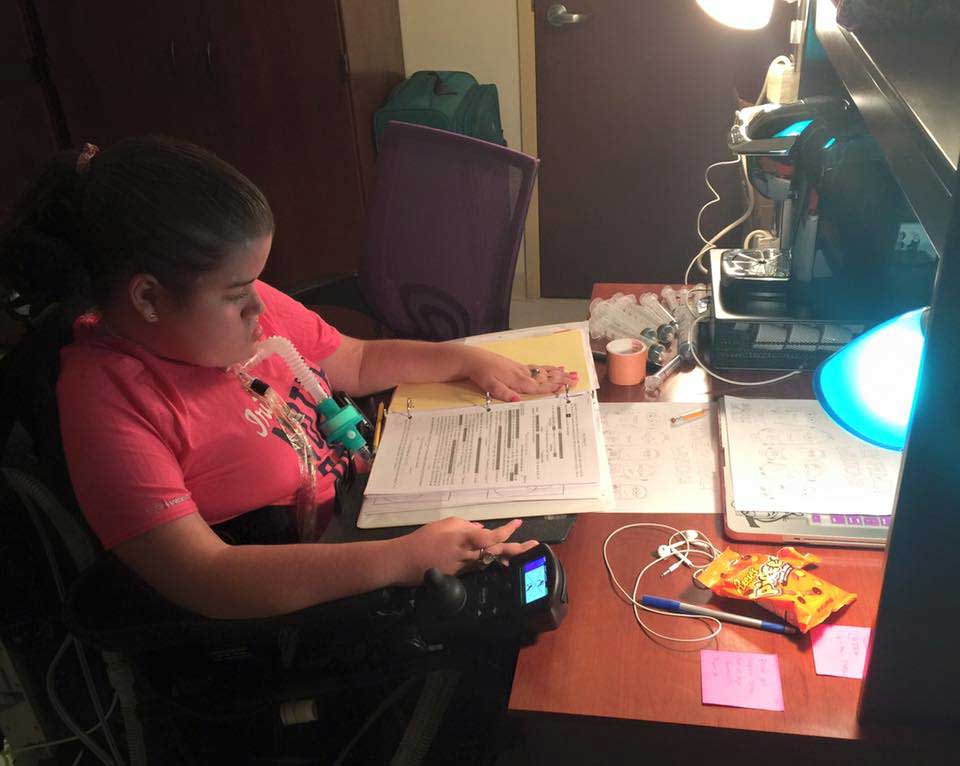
[533,0,793,296]
[203,0,366,290]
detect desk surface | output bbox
[509,283,886,741]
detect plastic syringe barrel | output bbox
[644,353,683,393]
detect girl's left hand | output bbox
[460,347,577,402]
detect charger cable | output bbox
[602,522,724,643]
[743,228,775,249]
[688,314,802,387]
[696,158,742,247]
[685,157,756,284]
[682,154,803,387]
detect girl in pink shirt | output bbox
[1,136,573,619]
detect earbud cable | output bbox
[603,523,724,644]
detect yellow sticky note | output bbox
[390,329,591,412]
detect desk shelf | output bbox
[810,0,958,255]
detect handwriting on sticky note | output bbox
[811,625,871,679]
[700,650,784,712]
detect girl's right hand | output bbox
[392,517,538,587]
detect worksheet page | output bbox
[722,397,902,516]
[366,393,600,494]
[600,402,719,513]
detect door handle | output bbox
[206,40,214,78]
[546,3,591,27]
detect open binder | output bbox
[357,323,614,529]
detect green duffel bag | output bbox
[373,70,506,150]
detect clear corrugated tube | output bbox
[241,335,329,403]
[233,336,330,542]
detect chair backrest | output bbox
[0,309,82,509]
[359,121,539,341]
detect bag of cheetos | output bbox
[696,547,857,633]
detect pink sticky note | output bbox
[811,624,871,679]
[700,650,784,712]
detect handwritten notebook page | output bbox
[722,397,901,517]
[700,650,785,712]
[811,625,871,679]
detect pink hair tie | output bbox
[76,142,100,174]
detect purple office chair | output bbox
[295,122,539,341]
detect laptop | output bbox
[717,400,891,549]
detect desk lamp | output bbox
[704,0,960,729]
[696,0,775,30]
[813,307,927,451]
[812,140,959,726]
[697,0,805,103]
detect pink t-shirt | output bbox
[57,281,345,549]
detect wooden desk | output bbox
[508,284,944,762]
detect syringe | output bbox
[644,338,693,394]
[639,293,679,342]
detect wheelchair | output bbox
[0,304,565,765]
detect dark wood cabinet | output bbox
[27,0,403,290]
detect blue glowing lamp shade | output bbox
[814,308,927,451]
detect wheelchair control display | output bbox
[415,543,568,644]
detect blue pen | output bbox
[641,595,797,635]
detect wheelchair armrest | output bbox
[65,556,412,654]
[288,273,373,317]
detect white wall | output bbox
[398,0,522,150]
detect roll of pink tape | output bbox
[605,338,648,386]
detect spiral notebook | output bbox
[357,323,613,529]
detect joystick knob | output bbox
[423,568,467,616]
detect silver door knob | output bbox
[546,3,591,27]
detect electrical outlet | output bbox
[894,223,936,261]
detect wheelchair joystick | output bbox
[423,568,468,616]
[412,544,568,645]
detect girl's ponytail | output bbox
[1,148,96,319]
[2,136,273,322]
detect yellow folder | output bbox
[388,328,592,413]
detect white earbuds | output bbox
[657,543,679,558]
[657,530,712,577]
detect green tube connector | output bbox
[316,398,367,452]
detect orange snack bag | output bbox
[696,547,857,633]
